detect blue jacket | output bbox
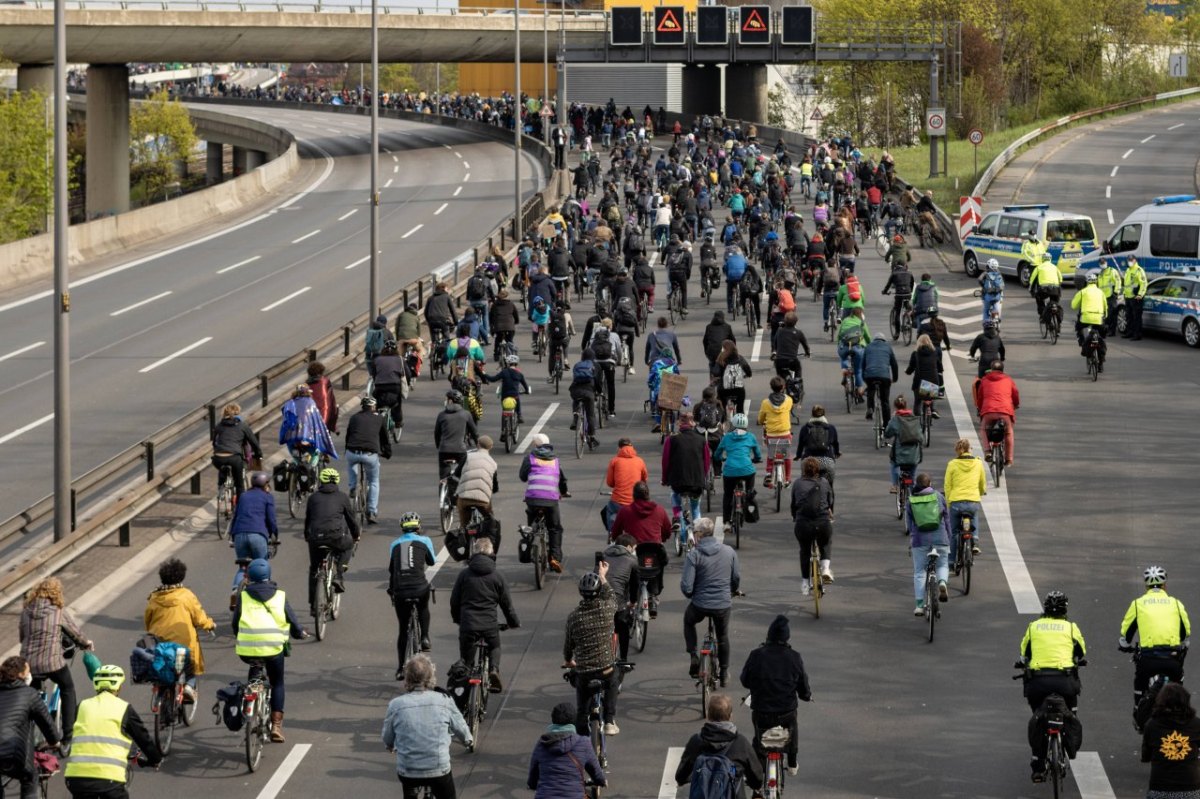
[681,536,741,611]
[483,366,530,399]
[528,726,606,798]
[382,688,472,778]
[229,487,278,538]
[713,430,761,479]
[279,396,338,459]
[862,338,899,381]
[724,252,748,282]
[905,487,950,549]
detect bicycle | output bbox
[809,537,825,619]
[533,325,547,363]
[841,368,855,414]
[673,492,699,557]
[921,548,942,642]
[1084,326,1103,381]
[703,450,717,513]
[986,418,1007,488]
[149,649,196,756]
[827,305,840,343]
[896,465,915,522]
[399,588,435,667]
[869,390,884,450]
[349,461,369,531]
[312,544,346,641]
[973,288,1002,335]
[573,399,596,458]
[888,301,913,345]
[621,341,632,384]
[768,438,790,513]
[1,744,56,798]
[952,508,976,596]
[286,447,324,520]
[636,291,648,332]
[760,725,790,799]
[241,660,272,772]
[874,230,891,259]
[464,625,509,753]
[729,478,747,549]
[631,548,663,653]
[376,401,401,443]
[463,506,490,559]
[563,662,635,772]
[668,284,685,326]
[1040,295,1062,345]
[697,616,720,718]
[500,397,522,453]
[215,464,244,540]
[522,510,550,590]
[919,395,936,448]
[438,459,459,535]
[743,294,757,336]
[429,328,449,381]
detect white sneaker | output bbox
[800,579,811,597]
[604,722,620,736]
[628,367,636,375]
[913,602,925,616]
[820,560,834,584]
[787,766,799,776]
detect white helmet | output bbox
[1144,565,1167,587]
[985,259,999,271]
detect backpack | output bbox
[666,250,686,275]
[365,327,387,359]
[740,270,761,294]
[591,328,614,361]
[805,423,830,455]
[722,361,745,390]
[798,481,823,520]
[548,311,568,341]
[606,203,622,224]
[909,492,942,531]
[982,271,1004,295]
[572,361,596,383]
[615,300,638,329]
[846,275,862,302]
[822,265,840,288]
[897,414,922,445]
[688,743,742,798]
[696,401,722,432]
[466,274,488,302]
[518,244,533,269]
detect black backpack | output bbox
[549,311,568,341]
[591,328,614,361]
[806,423,830,455]
[798,481,824,520]
[466,274,488,302]
[616,301,637,329]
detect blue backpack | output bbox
[689,746,742,799]
[572,361,596,383]
[982,271,1003,296]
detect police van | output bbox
[1073,195,1200,288]
[961,204,1097,286]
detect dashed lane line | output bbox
[658,747,685,798]
[435,203,448,215]
[1072,751,1118,799]
[0,341,45,362]
[453,186,463,197]
[1110,166,1119,177]
[0,413,54,446]
[138,336,213,374]
[1108,209,1115,225]
[291,230,320,244]
[261,287,311,312]
[516,403,560,453]
[1140,134,1156,144]
[750,327,764,362]
[1168,123,1185,131]
[110,291,172,317]
[217,256,261,274]
[338,209,358,221]
[254,743,313,799]
[1122,148,1134,159]
[402,224,423,239]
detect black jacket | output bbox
[600,544,639,607]
[424,289,458,330]
[968,330,1005,370]
[772,326,811,360]
[490,299,520,334]
[211,417,262,459]
[344,410,392,458]
[663,428,709,495]
[372,354,409,388]
[547,246,571,279]
[303,483,360,543]
[740,642,812,715]
[0,679,60,774]
[675,721,763,797]
[434,407,478,455]
[450,553,520,633]
[703,317,734,363]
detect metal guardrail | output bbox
[0,103,561,607]
[15,1,609,15]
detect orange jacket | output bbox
[605,445,648,505]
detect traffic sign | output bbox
[653,6,685,46]
[958,196,983,241]
[925,107,946,137]
[967,128,984,145]
[809,107,823,122]
[695,6,728,45]
[738,5,770,45]
[781,6,814,46]
[1170,53,1188,78]
[610,7,643,47]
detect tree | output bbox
[129,91,197,205]
[0,91,54,243]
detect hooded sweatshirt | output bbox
[675,720,763,797]
[450,553,520,633]
[609,498,672,546]
[739,616,812,714]
[605,445,648,505]
[144,586,216,674]
[714,430,762,478]
[757,392,794,437]
[527,725,606,798]
[943,454,986,503]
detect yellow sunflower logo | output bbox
[1160,731,1192,761]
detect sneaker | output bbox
[972,544,981,555]
[549,558,563,573]
[608,413,616,419]
[182,685,197,704]
[938,581,949,602]
[395,669,404,681]
[763,476,773,489]
[603,722,620,736]
[689,654,701,678]
[367,513,378,525]
[651,424,662,433]
[889,485,898,494]
[1005,461,1014,468]
[787,766,799,776]
[984,450,993,463]
[931,410,941,419]
[719,668,728,687]
[913,601,925,616]
[800,579,811,596]
[569,422,577,431]
[628,367,636,375]
[820,566,834,584]
[864,411,873,420]
[420,637,432,652]
[488,670,503,694]
[546,376,556,385]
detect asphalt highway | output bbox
[0,103,546,524]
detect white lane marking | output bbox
[435,203,448,215]
[1072,752,1118,799]
[344,256,371,270]
[1110,166,1119,177]
[1122,148,1134,159]
[0,413,54,446]
[217,255,261,274]
[291,230,320,244]
[938,288,978,298]
[338,209,358,221]
[385,178,394,188]
[443,144,452,150]
[1140,134,1156,144]
[940,352,1041,613]
[325,127,341,133]
[254,743,312,799]
[453,186,463,197]
[1107,209,1115,225]
[384,148,392,155]
[1169,123,1185,131]
[463,161,470,169]
[935,299,980,312]
[659,747,684,798]
[110,290,172,317]
[750,328,764,362]
[393,165,399,174]
[0,341,45,362]
[402,224,423,239]
[454,151,462,158]
[516,403,560,453]
[1105,185,1111,199]
[276,139,336,211]
[392,155,398,163]
[138,336,213,373]
[261,287,311,312]
[425,545,453,583]
[464,172,470,182]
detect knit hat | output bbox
[767,614,790,644]
[551,702,576,725]
[375,314,387,325]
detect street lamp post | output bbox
[514,1,523,240]
[369,0,379,318]
[53,0,70,542]
[542,0,549,144]
[556,0,566,132]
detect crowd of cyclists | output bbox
[0,95,1191,799]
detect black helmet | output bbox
[1042,591,1068,617]
[578,572,602,599]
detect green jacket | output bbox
[837,315,871,345]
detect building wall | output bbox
[564,64,682,112]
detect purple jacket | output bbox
[521,447,564,502]
[527,726,606,798]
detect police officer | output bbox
[65,665,162,799]
[1096,258,1123,336]
[1021,233,1046,267]
[1071,273,1108,368]
[1120,565,1191,707]
[1121,255,1148,340]
[1017,591,1086,779]
[1027,255,1063,325]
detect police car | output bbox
[1074,195,1200,288]
[1117,270,1200,347]
[962,204,1097,285]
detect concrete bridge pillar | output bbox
[231,146,248,177]
[17,64,53,94]
[681,65,721,119]
[724,64,767,127]
[206,142,224,185]
[85,64,130,217]
[245,150,265,171]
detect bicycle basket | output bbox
[760,726,791,747]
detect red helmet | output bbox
[893,234,904,243]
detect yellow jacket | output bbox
[145,586,216,675]
[757,395,794,437]
[1071,284,1107,325]
[1029,259,1062,289]
[1020,617,1086,670]
[1120,588,1191,648]
[1097,265,1123,298]
[943,455,986,503]
[1124,263,1148,299]
[1021,239,1047,265]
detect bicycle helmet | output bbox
[731,412,749,430]
[446,389,463,405]
[1144,565,1167,587]
[318,467,340,484]
[1042,591,1069,617]
[293,384,312,398]
[578,571,602,599]
[250,471,270,489]
[893,234,904,243]
[361,395,377,409]
[1086,272,1098,284]
[92,664,126,693]
[400,511,421,531]
[506,354,520,366]
[986,258,999,271]
[247,558,271,583]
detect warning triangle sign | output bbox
[656,9,681,32]
[742,8,766,31]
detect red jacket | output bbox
[973,371,1019,418]
[609,499,671,545]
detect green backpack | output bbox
[909,492,942,532]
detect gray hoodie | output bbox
[681,536,740,610]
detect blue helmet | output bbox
[247,558,271,583]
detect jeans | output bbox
[393,587,431,669]
[471,302,490,342]
[911,543,949,601]
[981,294,1002,325]
[890,461,917,489]
[683,604,732,670]
[948,500,982,561]
[670,492,702,534]
[346,450,380,515]
[837,342,865,389]
[231,532,270,592]
[602,500,621,533]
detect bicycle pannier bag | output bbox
[214,681,247,731]
[272,461,290,492]
[517,528,534,564]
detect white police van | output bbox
[962,204,1097,286]
[1073,195,1200,287]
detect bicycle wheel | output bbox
[811,547,822,619]
[634,597,649,653]
[733,511,741,549]
[699,654,714,718]
[314,567,328,641]
[873,410,884,450]
[533,536,546,590]
[439,483,454,535]
[153,688,175,755]
[589,716,604,766]
[889,306,900,341]
[926,576,938,643]
[245,694,265,772]
[901,316,913,346]
[774,468,783,513]
[1049,736,1064,799]
[466,684,483,753]
[962,545,973,596]
[896,483,905,519]
[1089,354,1099,382]
[991,444,1004,488]
[181,683,197,726]
[216,483,231,539]
[287,475,301,519]
[405,616,420,664]
[330,580,342,621]
[922,410,932,448]
[843,378,852,415]
[745,301,755,335]
[574,411,585,458]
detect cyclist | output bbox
[644,316,683,366]
[835,267,864,315]
[1071,273,1108,370]
[1121,255,1148,340]
[883,233,911,271]
[603,437,648,532]
[547,300,575,378]
[382,654,472,798]
[527,703,606,798]
[771,312,810,382]
[211,402,262,502]
[682,518,740,687]
[836,307,871,400]
[389,513,436,679]
[723,243,748,316]
[906,472,949,615]
[466,265,495,346]
[563,566,622,736]
[279,384,337,471]
[792,457,834,594]
[863,335,899,424]
[794,404,840,490]
[609,481,671,612]
[306,360,339,435]
[968,320,1005,379]
[816,254,841,332]
[716,341,752,415]
[979,258,1004,326]
[757,377,794,490]
[1140,683,1200,794]
[521,434,569,573]
[371,342,410,434]
[602,534,639,662]
[449,538,520,694]
[881,260,915,338]
[455,437,499,549]
[973,359,1018,468]
[714,413,762,533]
[1120,566,1191,708]
[588,321,620,419]
[345,396,392,525]
[144,558,216,704]
[612,299,639,374]
[19,577,91,754]
[910,272,939,332]
[0,655,63,798]
[394,302,425,374]
[63,665,161,798]
[943,439,986,564]
[1018,591,1086,783]
[423,281,458,347]
[488,290,521,362]
[906,334,943,410]
[739,615,811,777]
[1028,253,1063,326]
[884,396,923,495]
[662,411,711,539]
[434,390,477,481]
[482,353,530,425]
[767,280,796,348]
[647,344,681,435]
[739,260,764,331]
[675,694,763,798]
[632,253,655,313]
[304,468,360,613]
[446,323,486,383]
[568,349,601,451]
[365,313,397,378]
[663,235,691,314]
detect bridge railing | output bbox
[17,0,608,15]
